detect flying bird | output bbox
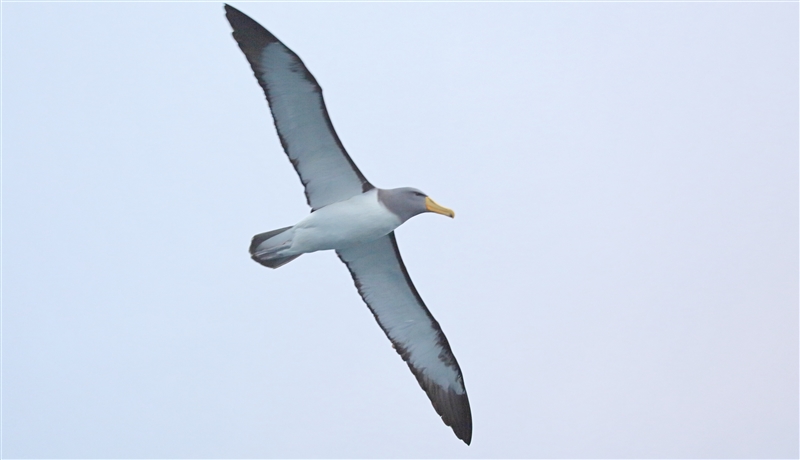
[225,4,472,444]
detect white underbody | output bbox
[258,189,402,258]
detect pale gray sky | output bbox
[3,2,798,458]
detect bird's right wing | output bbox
[336,233,472,444]
[225,5,372,210]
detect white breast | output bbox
[289,189,401,254]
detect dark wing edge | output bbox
[338,233,473,444]
[223,4,373,209]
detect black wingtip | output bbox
[224,3,278,49]
[438,384,473,445]
[400,355,472,444]
[223,3,244,23]
[223,4,247,23]
[428,379,471,444]
[453,394,473,445]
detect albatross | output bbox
[225,4,472,444]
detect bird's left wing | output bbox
[336,233,472,444]
[225,5,372,210]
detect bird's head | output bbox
[378,187,455,223]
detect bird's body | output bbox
[225,4,472,444]
[253,189,401,258]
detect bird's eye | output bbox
[414,192,425,197]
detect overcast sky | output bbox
[3,1,798,458]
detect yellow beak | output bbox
[425,197,455,218]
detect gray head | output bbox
[378,187,455,223]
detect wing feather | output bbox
[225,4,372,210]
[337,233,472,444]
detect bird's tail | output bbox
[249,226,301,269]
